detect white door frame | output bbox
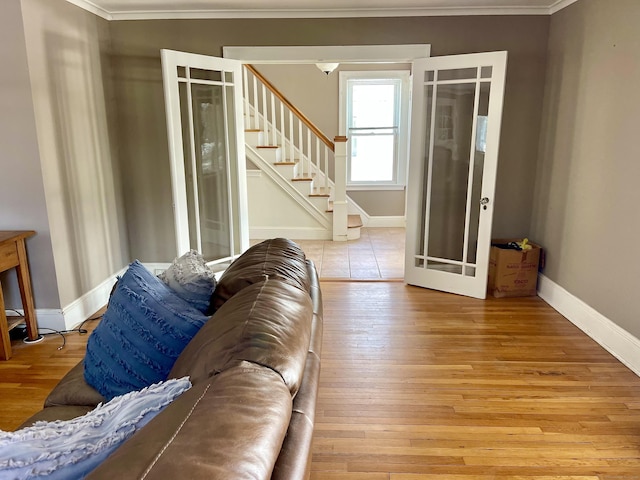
[222,45,431,64]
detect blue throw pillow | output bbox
[0,377,191,480]
[84,260,207,401]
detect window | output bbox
[339,71,410,189]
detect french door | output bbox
[161,49,249,265]
[405,52,507,299]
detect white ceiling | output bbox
[66,0,580,20]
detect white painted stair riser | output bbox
[244,130,263,146]
[255,147,282,163]
[273,163,298,179]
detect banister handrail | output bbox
[245,64,334,152]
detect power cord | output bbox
[8,309,103,351]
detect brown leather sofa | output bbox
[20,238,323,480]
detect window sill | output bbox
[347,184,406,191]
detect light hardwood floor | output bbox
[0,316,100,430]
[1,235,639,479]
[312,282,640,479]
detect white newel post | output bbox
[333,136,348,242]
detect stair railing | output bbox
[243,64,334,192]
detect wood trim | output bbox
[245,64,335,152]
[334,135,348,143]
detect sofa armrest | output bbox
[272,352,321,480]
[87,362,293,480]
[272,259,323,480]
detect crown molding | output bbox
[64,0,112,20]
[549,0,580,14]
[61,1,585,21]
[106,6,551,20]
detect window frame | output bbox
[339,70,411,190]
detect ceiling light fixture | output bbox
[316,62,339,75]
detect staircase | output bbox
[242,65,362,241]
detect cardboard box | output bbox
[488,238,542,298]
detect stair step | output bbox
[348,214,363,229]
[292,174,315,182]
[255,145,282,163]
[274,161,297,166]
[244,130,263,147]
[310,187,331,197]
[325,202,362,226]
[245,129,261,132]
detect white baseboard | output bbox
[6,309,66,332]
[5,267,124,332]
[365,216,406,228]
[537,274,640,377]
[250,227,332,240]
[60,267,126,330]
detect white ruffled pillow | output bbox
[0,377,191,479]
[158,250,217,313]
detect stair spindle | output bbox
[307,129,311,182]
[261,84,268,139]
[243,67,249,127]
[315,139,320,186]
[289,111,294,167]
[324,146,329,190]
[298,121,303,177]
[270,92,277,146]
[252,74,258,130]
[280,103,285,159]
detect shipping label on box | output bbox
[488,239,542,298]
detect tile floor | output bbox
[292,227,405,280]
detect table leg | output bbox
[0,286,10,360]
[15,239,39,341]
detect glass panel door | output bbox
[405,52,507,299]
[162,50,248,265]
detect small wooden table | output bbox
[0,231,40,360]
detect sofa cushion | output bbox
[158,250,217,313]
[208,238,309,313]
[84,260,208,401]
[45,362,105,408]
[87,363,291,480]
[170,279,312,396]
[0,377,191,480]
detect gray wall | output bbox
[108,15,550,261]
[531,0,640,338]
[19,0,129,308]
[0,0,60,309]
